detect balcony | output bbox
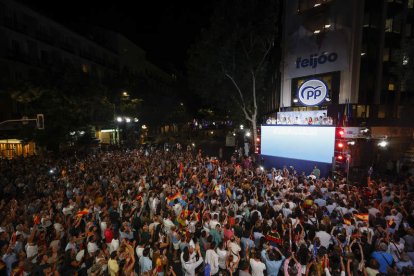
[80,50,91,60]
[94,56,106,66]
[6,49,29,64]
[4,17,27,34]
[107,61,119,71]
[36,30,54,45]
[60,41,75,54]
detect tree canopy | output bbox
[187,0,279,131]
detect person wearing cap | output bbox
[371,242,393,274]
[396,253,413,274]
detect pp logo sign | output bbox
[297,78,329,106]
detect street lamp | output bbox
[117,117,122,122]
[123,92,129,97]
[134,118,139,122]
[125,117,131,123]
[378,141,388,147]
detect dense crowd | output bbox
[0,144,414,276]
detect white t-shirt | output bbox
[229,242,241,263]
[250,259,266,276]
[217,248,228,269]
[390,242,404,263]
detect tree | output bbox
[1,63,113,151]
[187,0,278,148]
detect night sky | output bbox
[18,0,218,71]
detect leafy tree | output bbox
[2,63,113,151]
[187,0,278,146]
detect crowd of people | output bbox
[0,144,414,276]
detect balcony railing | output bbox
[4,17,27,34]
[80,50,91,60]
[36,30,54,45]
[6,49,29,64]
[94,56,105,66]
[60,41,75,54]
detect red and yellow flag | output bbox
[33,214,40,225]
[388,218,395,227]
[179,162,184,181]
[62,169,67,176]
[344,219,351,226]
[12,232,16,241]
[353,213,369,222]
[80,164,85,171]
[196,191,204,199]
[75,208,89,217]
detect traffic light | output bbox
[333,128,345,178]
[36,114,44,130]
[255,135,261,154]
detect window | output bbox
[322,75,332,90]
[357,105,366,118]
[15,71,22,80]
[389,78,395,90]
[409,0,414,8]
[82,64,88,73]
[385,19,393,32]
[378,105,386,118]
[363,13,370,27]
[383,48,389,61]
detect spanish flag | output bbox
[353,213,369,222]
[303,199,313,208]
[62,169,67,176]
[177,210,190,229]
[0,261,5,270]
[388,218,395,227]
[196,191,204,199]
[12,232,16,241]
[179,162,184,181]
[344,219,351,226]
[75,208,89,217]
[80,164,85,171]
[33,214,40,225]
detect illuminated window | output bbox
[322,76,332,90]
[82,64,88,73]
[307,106,319,111]
[297,79,306,89]
[378,105,386,118]
[299,107,307,111]
[357,105,366,118]
[293,108,299,111]
[385,19,393,32]
[388,78,395,90]
[383,48,389,61]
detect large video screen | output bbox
[261,126,335,163]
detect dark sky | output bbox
[19,0,217,71]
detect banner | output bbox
[269,110,332,125]
[284,0,353,79]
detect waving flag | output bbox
[62,169,67,176]
[33,214,40,225]
[343,99,348,126]
[208,162,213,171]
[312,240,318,260]
[177,210,190,228]
[145,150,149,157]
[80,164,85,171]
[232,188,237,200]
[167,193,186,206]
[344,219,351,226]
[179,162,184,181]
[261,185,265,198]
[353,213,369,222]
[196,191,204,199]
[388,218,395,227]
[226,188,232,199]
[75,208,89,217]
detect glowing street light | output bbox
[378,141,388,147]
[134,118,139,122]
[117,117,122,122]
[125,117,131,123]
[123,92,129,97]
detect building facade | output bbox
[0,0,178,156]
[264,0,414,168]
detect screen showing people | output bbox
[266,111,333,125]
